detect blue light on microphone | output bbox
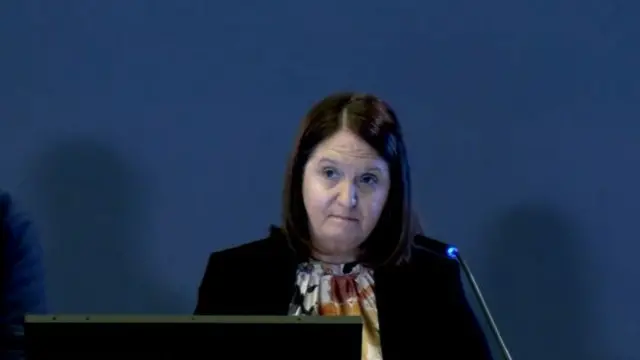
[446,246,459,259]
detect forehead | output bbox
[309,130,386,168]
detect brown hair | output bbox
[281,92,414,267]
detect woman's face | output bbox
[302,129,390,263]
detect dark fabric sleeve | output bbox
[1,192,47,359]
[194,253,221,315]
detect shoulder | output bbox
[0,190,47,319]
[0,190,17,227]
[406,234,460,277]
[0,190,21,221]
[204,225,295,270]
[407,235,493,357]
[0,190,40,256]
[194,226,296,314]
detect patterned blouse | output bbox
[288,260,382,360]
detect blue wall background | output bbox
[2,1,639,359]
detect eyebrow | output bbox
[316,157,385,173]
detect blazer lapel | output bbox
[264,252,298,315]
[252,228,299,315]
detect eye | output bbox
[360,173,378,185]
[322,167,340,179]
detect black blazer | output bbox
[195,227,493,359]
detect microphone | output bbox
[417,236,513,360]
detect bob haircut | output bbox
[282,92,414,267]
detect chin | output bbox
[323,229,362,242]
[318,232,364,253]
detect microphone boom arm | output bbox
[449,249,513,360]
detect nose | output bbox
[337,182,357,208]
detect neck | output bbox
[310,248,358,264]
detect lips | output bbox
[330,215,359,222]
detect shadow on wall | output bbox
[25,138,182,314]
[480,204,599,360]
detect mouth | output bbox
[330,215,359,222]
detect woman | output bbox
[195,93,492,359]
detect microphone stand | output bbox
[448,249,513,360]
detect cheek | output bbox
[302,177,330,219]
[361,188,389,224]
